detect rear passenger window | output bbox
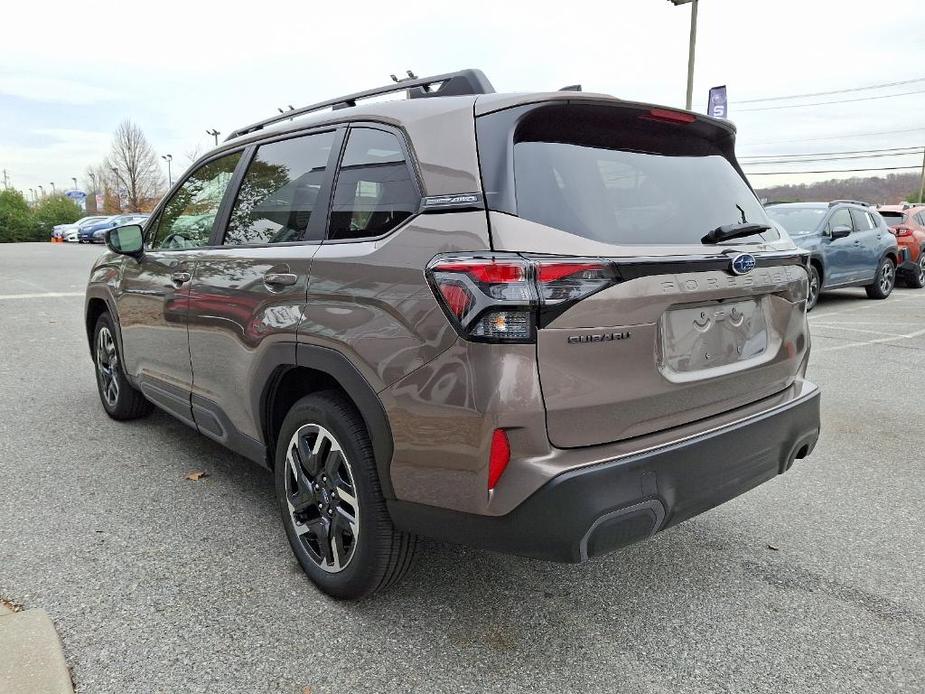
[328,128,418,240]
[850,208,873,231]
[223,131,336,245]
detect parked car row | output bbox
[765,200,925,310]
[52,214,150,243]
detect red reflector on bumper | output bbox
[488,429,511,490]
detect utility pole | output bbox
[1,169,9,189]
[919,146,925,204]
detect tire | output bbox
[93,313,153,420]
[806,264,821,311]
[275,391,416,599]
[865,257,896,299]
[906,253,925,289]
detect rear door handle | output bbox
[264,272,298,287]
[171,271,192,284]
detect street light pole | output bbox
[71,177,78,190]
[206,129,220,146]
[49,182,56,195]
[38,185,45,198]
[668,0,699,111]
[919,146,925,204]
[162,154,173,187]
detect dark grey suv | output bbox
[86,69,821,598]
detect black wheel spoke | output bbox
[324,448,345,482]
[287,444,316,514]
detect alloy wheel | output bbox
[96,326,120,407]
[808,268,820,309]
[284,424,359,573]
[879,261,895,294]
[918,256,925,286]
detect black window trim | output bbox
[210,125,348,249]
[144,147,250,252]
[321,122,424,245]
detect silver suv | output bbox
[86,69,821,598]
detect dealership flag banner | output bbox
[708,85,728,118]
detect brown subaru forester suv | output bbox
[86,69,821,598]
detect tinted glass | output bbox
[766,206,827,233]
[829,208,853,231]
[879,211,904,227]
[850,208,874,231]
[150,152,241,250]
[328,128,418,240]
[513,140,777,246]
[224,131,336,245]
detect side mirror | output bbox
[830,225,851,240]
[107,224,144,258]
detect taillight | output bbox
[427,254,619,342]
[895,226,913,237]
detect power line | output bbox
[739,127,925,147]
[741,146,925,160]
[747,165,921,176]
[737,88,925,112]
[736,77,925,104]
[742,150,925,165]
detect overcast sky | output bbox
[2,0,924,197]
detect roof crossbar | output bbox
[226,69,495,141]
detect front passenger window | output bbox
[149,152,242,250]
[828,208,852,233]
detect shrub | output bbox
[32,195,83,240]
[0,190,35,243]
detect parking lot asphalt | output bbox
[1,242,923,694]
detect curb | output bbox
[0,607,74,694]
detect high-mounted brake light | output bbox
[645,108,697,124]
[427,255,620,343]
[488,429,510,490]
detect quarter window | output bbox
[223,131,336,245]
[328,128,418,240]
[149,152,242,250]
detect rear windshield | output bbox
[765,206,828,233]
[878,211,905,226]
[511,107,777,245]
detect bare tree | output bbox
[105,120,164,212]
[185,144,203,165]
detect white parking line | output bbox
[813,327,925,353]
[809,325,909,337]
[0,292,84,300]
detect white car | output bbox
[64,229,81,243]
[53,216,108,241]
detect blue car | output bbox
[765,201,899,310]
[79,214,148,244]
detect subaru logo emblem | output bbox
[730,253,756,275]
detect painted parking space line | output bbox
[809,325,909,337]
[0,292,84,300]
[813,326,925,353]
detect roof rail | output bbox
[226,69,495,141]
[828,199,871,207]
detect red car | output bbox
[877,205,925,288]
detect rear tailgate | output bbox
[477,99,810,448]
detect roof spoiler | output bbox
[226,69,495,141]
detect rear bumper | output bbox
[388,381,820,562]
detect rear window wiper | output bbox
[701,222,771,245]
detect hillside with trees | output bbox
[755,173,923,205]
